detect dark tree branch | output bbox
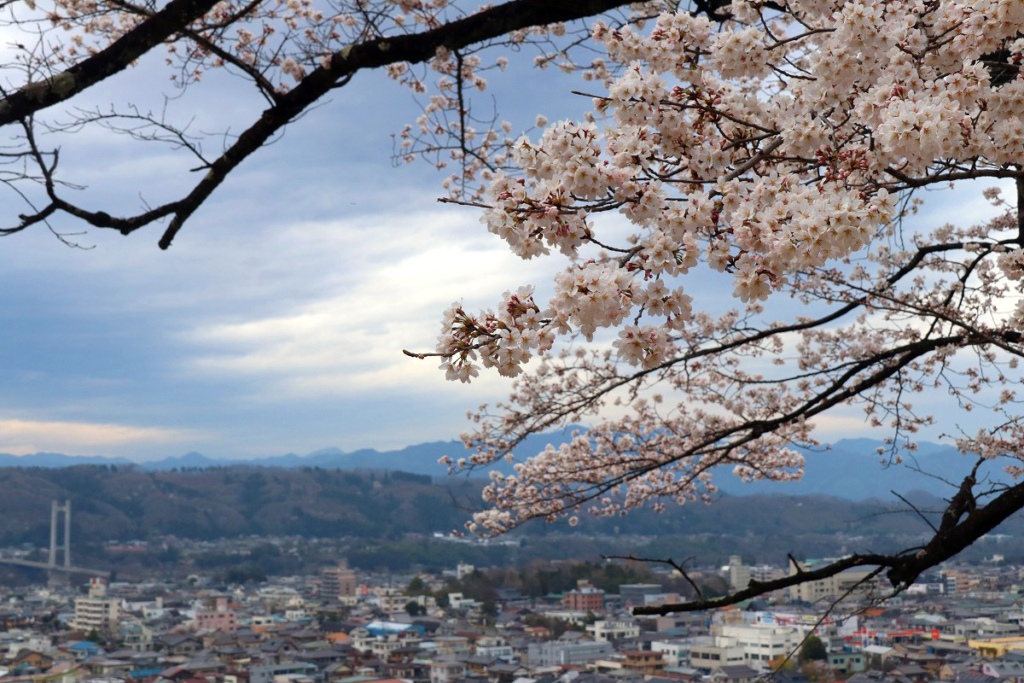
[14,0,650,247]
[890,490,940,534]
[633,467,1024,615]
[632,553,894,615]
[603,554,705,601]
[0,0,223,125]
[1016,172,1023,245]
[885,469,1024,588]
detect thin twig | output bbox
[890,490,940,534]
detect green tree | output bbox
[405,600,424,616]
[800,635,828,662]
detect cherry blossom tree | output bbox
[5,0,1024,612]
[416,0,1024,612]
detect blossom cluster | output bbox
[439,0,1024,380]
[26,0,464,91]
[436,286,555,383]
[433,0,1024,534]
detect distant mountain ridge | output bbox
[0,452,135,468]
[0,429,578,474]
[0,433,1003,501]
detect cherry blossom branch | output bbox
[720,137,783,182]
[5,0,644,245]
[633,553,895,615]
[0,0,223,125]
[457,240,984,459]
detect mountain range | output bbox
[0,433,1003,502]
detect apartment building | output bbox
[194,596,238,633]
[690,640,746,670]
[321,564,358,600]
[787,560,880,603]
[652,638,695,667]
[70,578,120,634]
[527,640,614,666]
[587,619,641,643]
[622,650,666,675]
[727,556,752,592]
[563,584,605,612]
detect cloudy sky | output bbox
[0,24,1010,461]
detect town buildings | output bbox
[0,553,1021,683]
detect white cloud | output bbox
[183,207,553,399]
[0,418,198,455]
[807,413,880,438]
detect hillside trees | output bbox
[5,0,1024,613]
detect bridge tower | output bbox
[49,500,71,568]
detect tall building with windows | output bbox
[321,563,358,600]
[71,578,120,634]
[787,559,880,603]
[194,596,238,632]
[563,582,605,612]
[727,556,752,591]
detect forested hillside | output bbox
[0,467,477,544]
[0,466,1021,578]
[0,465,1012,544]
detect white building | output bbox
[690,624,805,672]
[651,639,694,667]
[369,587,406,613]
[586,620,641,643]
[430,659,466,683]
[446,593,478,610]
[71,579,120,634]
[476,635,514,662]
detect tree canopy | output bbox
[800,635,828,663]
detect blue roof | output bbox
[69,642,104,653]
[130,668,165,678]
